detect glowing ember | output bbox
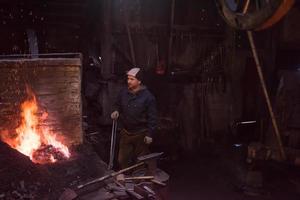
[0,87,70,164]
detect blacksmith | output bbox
[111,67,158,169]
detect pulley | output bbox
[215,0,295,30]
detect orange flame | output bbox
[0,87,70,164]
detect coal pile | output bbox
[0,181,44,200]
[0,141,108,200]
[32,144,69,164]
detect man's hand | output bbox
[111,111,119,120]
[144,136,153,144]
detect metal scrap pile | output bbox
[60,170,169,200]
[60,153,169,200]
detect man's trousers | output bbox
[118,129,150,169]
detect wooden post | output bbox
[246,31,286,160]
[242,0,285,160]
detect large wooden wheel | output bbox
[215,0,295,30]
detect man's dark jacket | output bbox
[113,86,157,137]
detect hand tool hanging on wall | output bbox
[199,60,205,141]
[200,81,205,141]
[167,0,176,73]
[122,1,136,66]
[108,119,118,170]
[204,74,211,139]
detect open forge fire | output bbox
[0,87,70,164]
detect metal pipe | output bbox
[237,120,256,125]
[108,120,118,169]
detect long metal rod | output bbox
[108,120,117,169]
[246,31,286,160]
[124,176,154,181]
[78,162,144,189]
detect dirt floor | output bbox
[1,137,299,200]
[164,143,300,200]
